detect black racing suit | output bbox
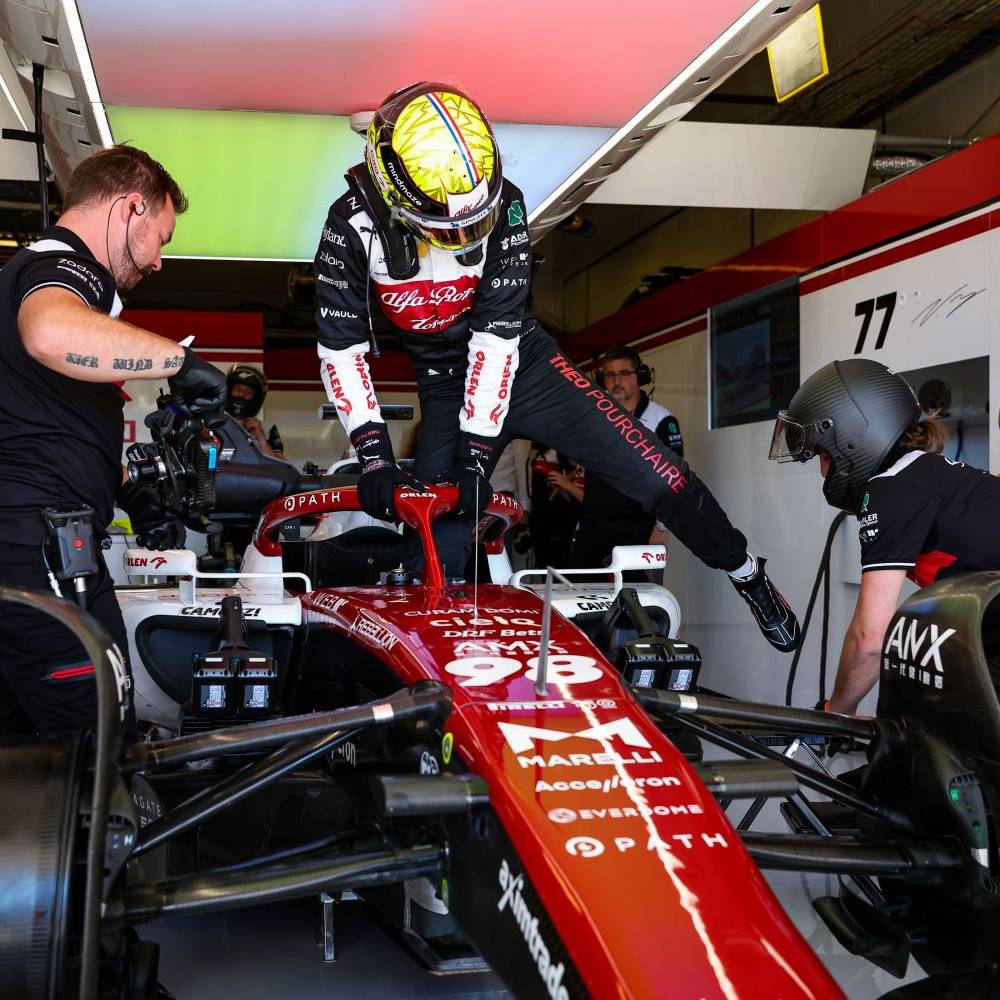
[573,391,683,576]
[314,173,747,577]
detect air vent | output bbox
[695,76,711,85]
[771,5,792,13]
[77,139,92,148]
[66,106,81,117]
[41,35,59,46]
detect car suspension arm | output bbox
[633,687,898,742]
[105,844,445,927]
[660,712,916,833]
[132,726,363,856]
[124,682,452,773]
[742,833,962,876]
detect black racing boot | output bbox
[729,557,800,652]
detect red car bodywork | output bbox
[256,486,843,999]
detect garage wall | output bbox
[634,202,1000,711]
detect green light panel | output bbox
[107,106,363,260]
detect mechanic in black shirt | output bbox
[0,144,226,736]
[312,81,800,653]
[564,346,684,576]
[769,358,1000,713]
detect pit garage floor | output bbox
[145,751,926,999]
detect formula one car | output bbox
[3,403,1000,999]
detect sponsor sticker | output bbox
[882,615,955,690]
[497,859,570,1000]
[180,605,262,618]
[564,836,604,859]
[441,732,454,765]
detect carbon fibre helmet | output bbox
[769,359,919,513]
[225,364,268,419]
[365,82,503,254]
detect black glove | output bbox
[351,421,424,522]
[117,479,186,551]
[167,349,228,418]
[445,433,495,517]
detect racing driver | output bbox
[769,358,1000,712]
[313,82,800,652]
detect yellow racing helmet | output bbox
[366,82,504,254]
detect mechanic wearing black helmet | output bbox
[226,363,285,460]
[770,357,1000,713]
[0,144,226,737]
[313,82,800,652]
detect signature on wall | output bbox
[911,283,986,328]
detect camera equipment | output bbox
[191,595,278,725]
[126,393,222,533]
[595,586,701,692]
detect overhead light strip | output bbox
[60,0,113,147]
[528,0,805,223]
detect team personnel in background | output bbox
[554,346,683,578]
[226,363,285,459]
[0,144,227,736]
[313,81,800,652]
[770,358,1000,713]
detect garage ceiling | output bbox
[0,0,818,257]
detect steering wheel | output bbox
[254,484,523,590]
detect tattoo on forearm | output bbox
[163,355,185,370]
[112,357,154,372]
[66,352,98,368]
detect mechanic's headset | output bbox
[595,358,653,389]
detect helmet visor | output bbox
[768,412,830,463]
[393,188,504,254]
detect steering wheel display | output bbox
[255,484,522,589]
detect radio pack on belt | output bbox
[42,506,100,606]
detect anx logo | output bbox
[882,615,955,689]
[498,717,650,754]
